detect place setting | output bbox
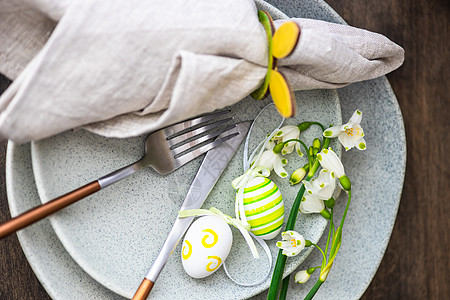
[0,0,406,299]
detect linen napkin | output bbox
[0,0,404,143]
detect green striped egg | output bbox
[239,177,284,240]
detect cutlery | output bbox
[0,110,238,239]
[132,121,251,300]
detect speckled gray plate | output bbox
[31,89,339,299]
[6,1,406,300]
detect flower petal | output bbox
[355,137,367,150]
[266,139,276,150]
[314,170,336,200]
[303,180,315,195]
[282,142,295,154]
[338,133,355,151]
[323,126,342,138]
[274,156,288,178]
[348,109,362,125]
[254,150,275,170]
[317,148,345,177]
[300,195,324,214]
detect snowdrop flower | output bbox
[317,148,351,191]
[252,142,289,178]
[276,231,306,257]
[304,170,336,200]
[300,170,335,217]
[294,267,317,284]
[323,109,367,151]
[317,148,345,178]
[273,125,302,155]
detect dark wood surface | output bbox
[1,0,449,299]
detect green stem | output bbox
[267,137,331,299]
[324,209,334,259]
[279,275,290,300]
[283,138,310,162]
[304,279,324,300]
[338,190,352,232]
[330,190,352,257]
[309,122,326,132]
[267,183,307,299]
[311,243,327,266]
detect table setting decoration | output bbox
[1,0,406,299]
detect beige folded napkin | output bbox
[0,0,404,143]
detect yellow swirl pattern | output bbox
[182,240,192,260]
[201,229,218,248]
[205,256,222,272]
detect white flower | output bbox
[323,110,367,151]
[299,193,325,214]
[276,231,306,257]
[252,142,288,178]
[300,170,335,214]
[294,269,312,284]
[317,148,351,191]
[273,125,302,155]
[305,170,336,200]
[317,148,345,178]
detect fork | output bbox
[0,110,237,239]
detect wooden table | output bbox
[1,0,448,299]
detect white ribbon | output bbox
[179,207,258,258]
[178,207,273,287]
[232,103,285,228]
[178,105,286,286]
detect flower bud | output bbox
[313,138,321,150]
[320,208,331,219]
[294,270,311,284]
[297,122,312,131]
[294,267,317,284]
[309,146,314,157]
[289,166,308,185]
[339,175,351,191]
[324,197,335,209]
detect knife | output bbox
[132,121,251,299]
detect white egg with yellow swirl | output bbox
[239,177,284,240]
[181,215,233,278]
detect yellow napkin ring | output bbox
[251,10,300,118]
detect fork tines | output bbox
[165,110,237,160]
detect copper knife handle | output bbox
[132,278,154,300]
[0,181,101,238]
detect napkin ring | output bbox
[251,10,301,118]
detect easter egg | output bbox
[240,177,284,240]
[181,216,232,279]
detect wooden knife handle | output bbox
[0,181,101,239]
[132,278,154,300]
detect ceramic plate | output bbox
[7,0,406,299]
[31,88,340,299]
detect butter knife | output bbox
[132,121,251,299]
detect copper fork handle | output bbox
[132,278,154,300]
[0,181,101,238]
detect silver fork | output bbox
[0,110,237,239]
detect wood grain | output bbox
[324,1,450,299]
[0,0,449,299]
